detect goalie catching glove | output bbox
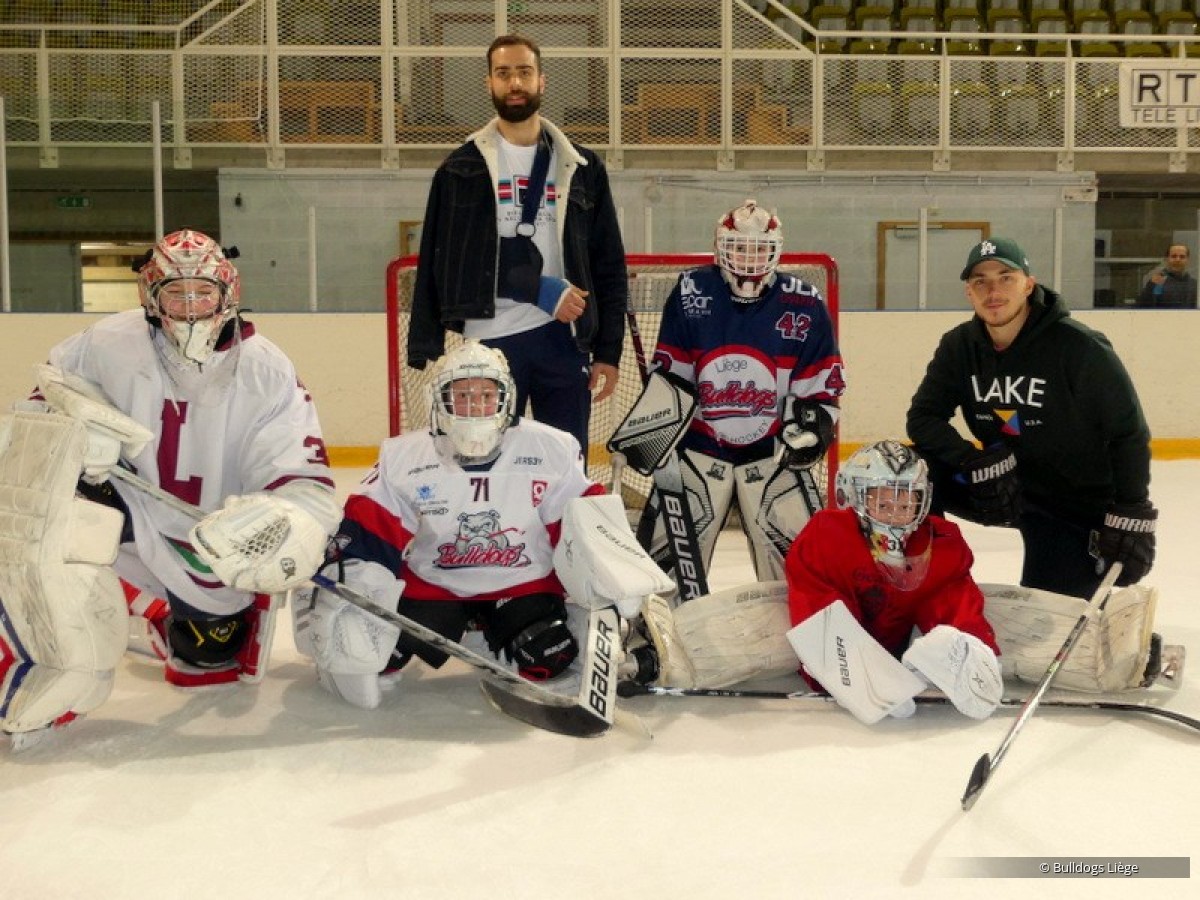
[34,365,153,485]
[901,625,1003,720]
[190,482,335,593]
[778,397,834,471]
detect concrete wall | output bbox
[2,309,1195,455]
[217,168,1099,315]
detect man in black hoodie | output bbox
[907,237,1156,597]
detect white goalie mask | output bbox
[137,229,241,365]
[836,440,932,580]
[714,199,783,302]
[428,341,517,465]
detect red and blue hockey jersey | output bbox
[652,264,845,464]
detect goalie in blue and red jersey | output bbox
[637,199,846,584]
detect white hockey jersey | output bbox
[38,309,336,616]
[338,419,603,602]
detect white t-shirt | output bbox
[465,134,563,341]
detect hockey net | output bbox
[386,252,839,509]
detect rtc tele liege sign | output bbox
[1120,61,1200,127]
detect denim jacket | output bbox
[408,118,628,369]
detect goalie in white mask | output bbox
[294,341,670,710]
[0,229,340,745]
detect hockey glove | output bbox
[779,398,834,470]
[1090,500,1156,586]
[959,445,1021,526]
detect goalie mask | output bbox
[714,199,783,302]
[836,440,932,585]
[137,229,241,365]
[429,342,516,465]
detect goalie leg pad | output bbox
[554,494,675,618]
[640,592,698,688]
[786,599,926,724]
[481,593,578,681]
[734,461,821,582]
[640,450,736,589]
[293,576,403,710]
[0,413,128,733]
[670,581,799,689]
[982,582,1157,692]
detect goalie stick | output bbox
[960,562,1124,811]
[108,466,640,739]
[615,681,1200,733]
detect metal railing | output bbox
[1,0,1197,171]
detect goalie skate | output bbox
[1140,635,1186,690]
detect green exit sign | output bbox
[56,195,92,209]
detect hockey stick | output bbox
[615,680,1200,732]
[960,562,1124,811]
[108,466,635,738]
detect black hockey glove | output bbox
[779,398,834,470]
[959,445,1021,526]
[1090,500,1157,586]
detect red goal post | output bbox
[386,252,840,508]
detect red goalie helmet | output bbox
[137,229,241,364]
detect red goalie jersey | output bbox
[785,508,999,659]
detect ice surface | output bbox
[2,463,1196,899]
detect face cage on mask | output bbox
[431,378,512,463]
[853,482,930,552]
[148,281,237,365]
[716,236,782,300]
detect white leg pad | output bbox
[982,583,1157,692]
[292,560,403,709]
[0,413,128,733]
[671,580,800,688]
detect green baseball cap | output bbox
[960,237,1031,280]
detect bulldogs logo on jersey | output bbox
[435,510,531,570]
[695,348,778,446]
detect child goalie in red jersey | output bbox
[631,440,1171,721]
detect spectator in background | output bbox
[1136,243,1197,309]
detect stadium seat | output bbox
[989,12,1032,55]
[897,10,940,54]
[987,0,1026,27]
[1119,12,1168,55]
[806,8,850,52]
[1077,12,1121,58]
[945,10,985,54]
[951,80,992,136]
[852,80,895,134]
[850,9,895,54]
[1032,10,1071,55]
[900,79,939,135]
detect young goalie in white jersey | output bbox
[293,341,670,710]
[0,229,340,745]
